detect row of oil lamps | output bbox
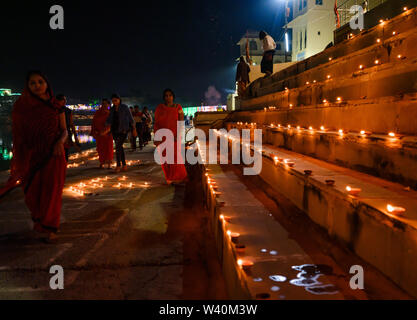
[267,123,398,139]
[67,176,150,196]
[204,168,254,272]
[199,132,408,274]
[67,159,141,169]
[214,128,407,217]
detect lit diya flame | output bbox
[387,204,406,215]
[113,183,122,188]
[238,259,254,271]
[388,132,396,137]
[220,215,231,223]
[283,159,295,167]
[227,231,240,243]
[346,186,362,196]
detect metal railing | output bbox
[337,0,387,27]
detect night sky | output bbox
[1,0,286,107]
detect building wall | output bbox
[289,0,336,61]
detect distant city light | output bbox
[285,32,289,52]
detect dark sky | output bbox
[0,0,286,106]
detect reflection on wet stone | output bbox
[290,264,339,295]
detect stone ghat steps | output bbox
[226,122,417,190]
[200,164,347,300]
[233,90,417,134]
[203,130,417,297]
[244,6,417,101]
[248,142,417,298]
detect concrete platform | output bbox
[0,146,227,299]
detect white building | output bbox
[286,0,336,61]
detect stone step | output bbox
[200,163,346,300]
[226,122,417,189]
[236,141,417,298]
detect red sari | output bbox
[91,106,114,164]
[0,86,67,234]
[154,103,187,182]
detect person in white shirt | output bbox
[259,30,276,76]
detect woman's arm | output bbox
[178,105,184,121]
[54,112,68,156]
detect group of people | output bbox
[0,71,188,242]
[91,97,155,172]
[130,105,152,151]
[236,30,277,97]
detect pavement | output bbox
[0,145,228,300]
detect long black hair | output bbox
[259,31,267,40]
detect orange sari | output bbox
[91,106,114,164]
[154,104,187,182]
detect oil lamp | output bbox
[387,204,406,215]
[346,186,361,196]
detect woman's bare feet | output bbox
[121,165,127,172]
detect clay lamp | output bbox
[304,170,313,176]
[346,186,362,196]
[220,215,231,223]
[238,259,254,272]
[388,132,396,138]
[283,159,295,167]
[227,230,240,243]
[235,244,246,253]
[325,179,335,186]
[387,204,406,215]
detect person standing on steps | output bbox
[259,30,276,77]
[236,56,251,97]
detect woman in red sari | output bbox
[0,71,67,242]
[154,89,188,185]
[91,98,113,169]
